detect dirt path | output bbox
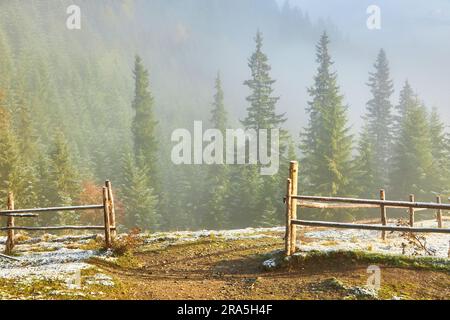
[90,238,450,300]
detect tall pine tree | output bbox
[300,32,354,203]
[427,107,450,194]
[131,55,159,193]
[364,49,394,187]
[241,30,286,226]
[202,72,230,229]
[391,85,433,199]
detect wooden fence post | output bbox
[437,196,443,229]
[105,180,116,238]
[289,161,299,254]
[380,189,387,240]
[409,194,415,227]
[5,192,15,255]
[285,178,292,256]
[102,187,112,248]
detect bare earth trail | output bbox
[89,237,450,300]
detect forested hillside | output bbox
[0,0,448,232]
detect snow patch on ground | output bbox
[143,227,284,245]
[0,233,112,286]
[262,258,277,269]
[84,273,114,287]
[298,219,450,259]
[0,248,103,281]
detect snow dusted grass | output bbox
[142,227,284,246]
[298,219,450,259]
[139,221,449,260]
[0,248,98,281]
[0,234,115,299]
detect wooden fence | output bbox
[284,161,450,256]
[1,180,116,258]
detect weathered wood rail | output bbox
[284,161,450,256]
[1,180,117,258]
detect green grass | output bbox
[298,250,449,271]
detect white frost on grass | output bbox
[0,248,102,281]
[143,227,284,245]
[298,219,450,259]
[84,273,114,287]
[0,232,112,285]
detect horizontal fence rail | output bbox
[0,213,39,218]
[292,220,450,234]
[0,204,105,215]
[284,161,450,257]
[0,226,117,231]
[293,195,450,211]
[1,181,117,258]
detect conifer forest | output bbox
[0,0,449,233]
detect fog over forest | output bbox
[281,0,450,127]
[0,0,449,231]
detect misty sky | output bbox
[274,0,450,127]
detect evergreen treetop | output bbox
[242,30,285,130]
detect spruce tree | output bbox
[427,107,450,194]
[391,88,433,198]
[241,30,286,226]
[227,165,262,228]
[35,153,52,208]
[13,99,42,210]
[300,32,353,200]
[210,72,227,134]
[120,152,159,230]
[47,132,81,225]
[131,55,159,193]
[202,73,230,229]
[394,81,415,132]
[364,49,394,187]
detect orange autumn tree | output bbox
[78,180,125,228]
